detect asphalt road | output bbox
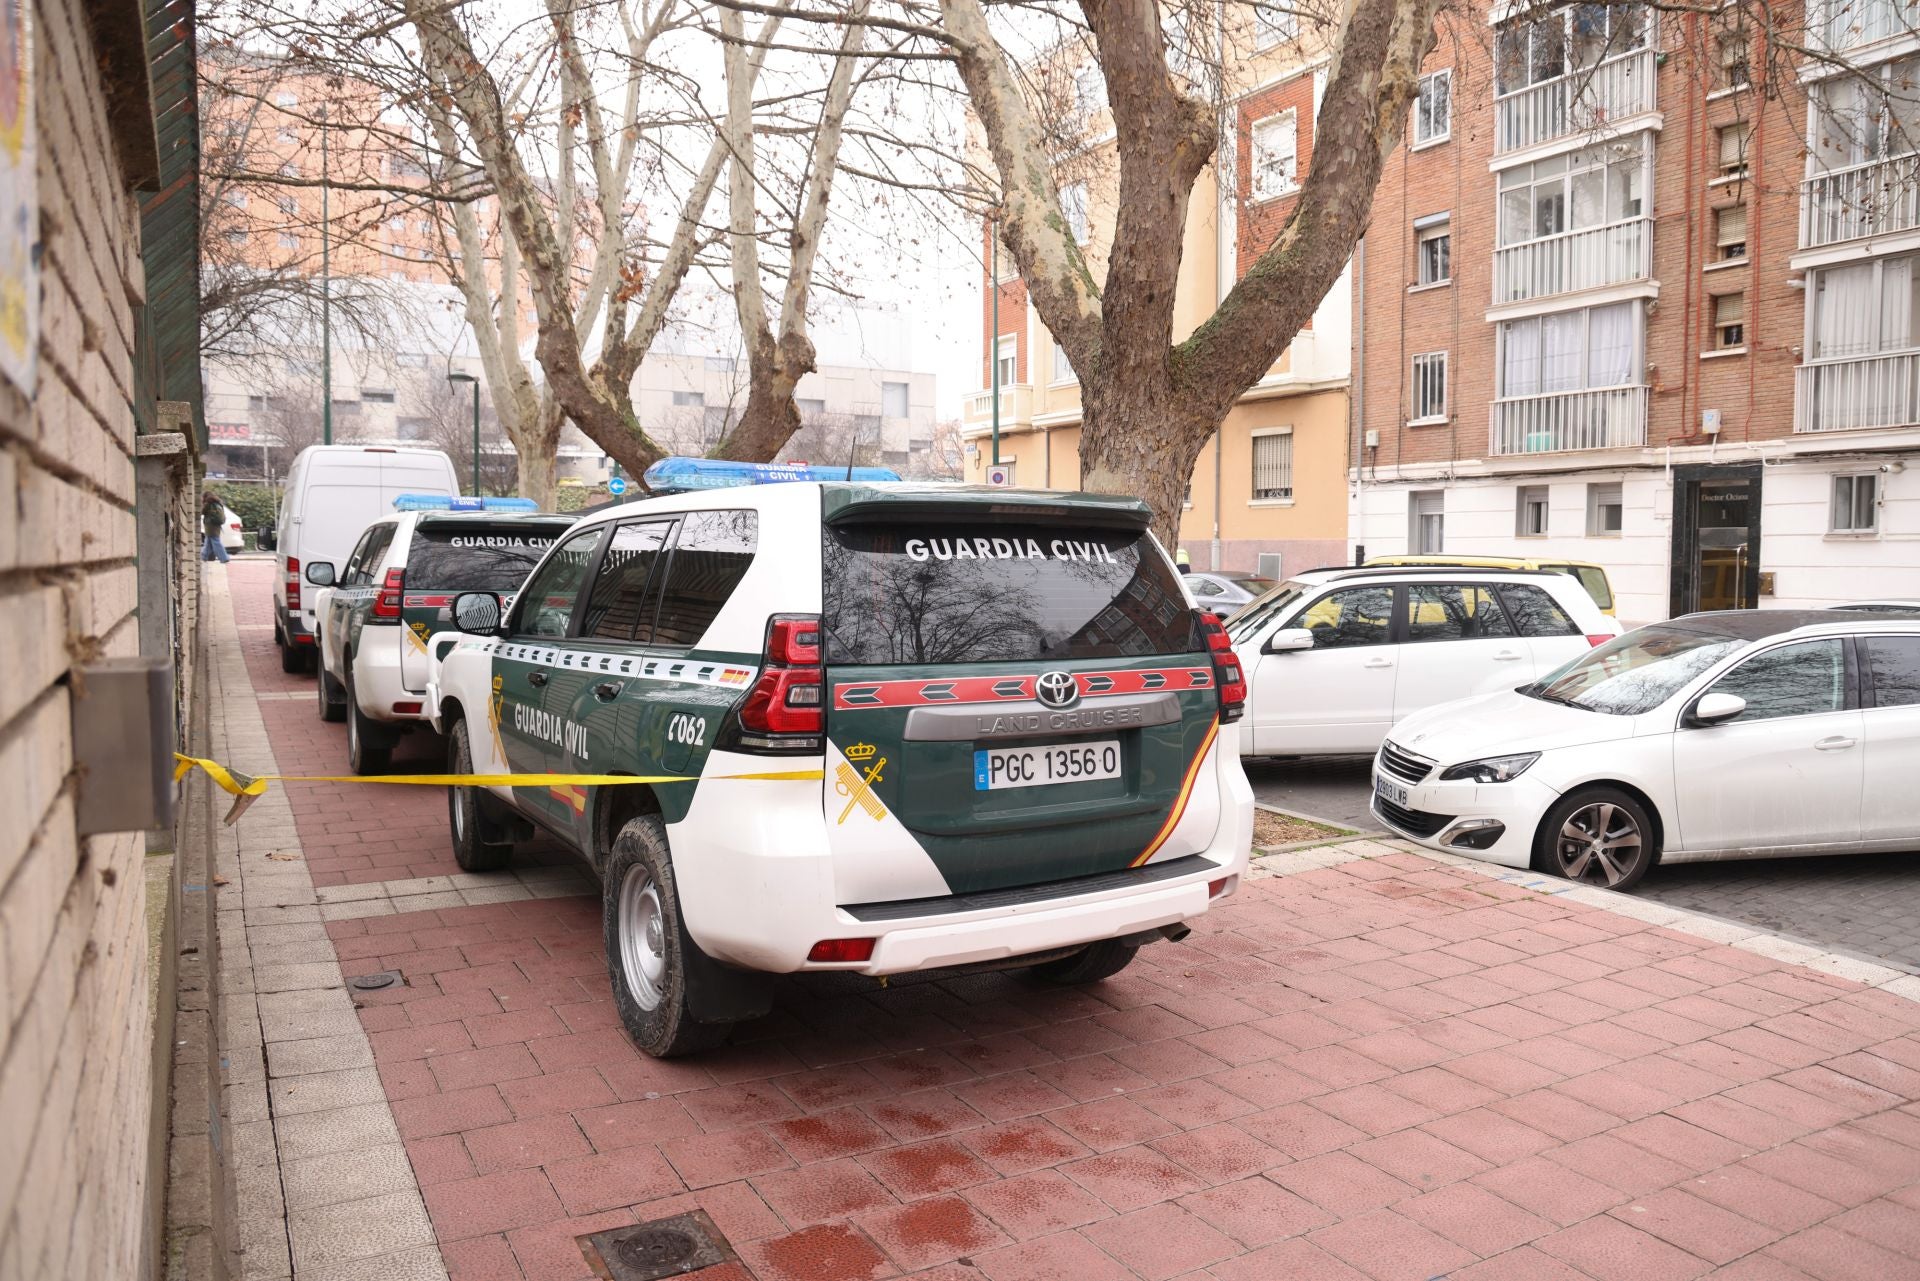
[1245,753,1920,973]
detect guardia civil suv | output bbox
[428,477,1255,1057]
[310,508,576,773]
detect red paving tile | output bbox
[227,553,1920,1281]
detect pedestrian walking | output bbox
[201,493,230,564]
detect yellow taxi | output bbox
[1365,554,1617,616]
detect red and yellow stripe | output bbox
[548,784,588,814]
[1130,717,1219,868]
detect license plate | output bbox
[974,739,1122,791]
[1374,773,1408,807]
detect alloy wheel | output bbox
[1552,801,1643,887]
[618,866,668,1012]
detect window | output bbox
[362,390,396,404]
[1496,3,1647,96]
[1717,122,1751,177]
[1416,218,1451,285]
[224,228,247,246]
[278,195,297,216]
[1822,0,1915,49]
[1712,293,1745,350]
[407,522,565,594]
[821,521,1197,664]
[1060,182,1090,244]
[1251,111,1298,199]
[580,520,674,642]
[395,417,426,441]
[1708,639,1847,721]
[1865,636,1920,708]
[1404,585,1515,643]
[274,91,298,108]
[1410,351,1448,422]
[1410,490,1445,552]
[1052,340,1074,383]
[1813,55,1920,172]
[1832,473,1880,532]
[390,154,427,180]
[1251,430,1293,500]
[513,528,606,638]
[995,335,1017,389]
[1497,583,1580,636]
[797,397,826,417]
[1415,70,1452,145]
[278,232,299,250]
[277,127,297,145]
[881,380,910,417]
[1499,302,1640,397]
[1714,204,1747,261]
[1073,65,1107,116]
[1254,4,1297,48]
[1587,482,1624,535]
[1516,485,1551,536]
[1811,256,1920,360]
[1497,140,1645,249]
[1297,586,1395,649]
[670,390,704,408]
[1717,31,1750,90]
[652,511,760,646]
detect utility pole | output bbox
[320,109,333,445]
[448,373,480,494]
[989,220,1000,470]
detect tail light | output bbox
[1197,611,1246,724]
[285,556,301,612]
[732,615,824,752]
[373,568,405,621]
[1585,633,1613,648]
[806,937,876,963]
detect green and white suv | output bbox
[428,480,1256,1056]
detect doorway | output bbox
[1670,465,1762,617]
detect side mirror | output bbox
[1690,691,1747,726]
[304,561,336,587]
[1266,627,1314,654]
[452,591,503,635]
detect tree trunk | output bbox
[512,403,564,508]
[710,331,812,463]
[1078,372,1214,552]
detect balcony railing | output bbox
[1492,217,1652,305]
[961,384,1034,434]
[1801,153,1920,249]
[1490,385,1649,455]
[1796,350,1920,433]
[1495,48,1656,155]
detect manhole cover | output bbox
[580,1211,732,1281]
[347,970,402,991]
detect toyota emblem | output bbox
[1034,671,1080,709]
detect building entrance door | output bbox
[1670,465,1762,617]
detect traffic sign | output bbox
[986,465,1013,487]
[607,476,628,496]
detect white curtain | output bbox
[1818,262,1879,358]
[1587,303,1636,385]
[1502,318,1542,396]
[1881,257,1912,351]
[1541,311,1585,390]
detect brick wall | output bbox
[981,221,1031,385]
[0,0,161,1276]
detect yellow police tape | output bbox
[172,753,825,825]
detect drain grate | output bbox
[347,970,402,991]
[579,1211,733,1281]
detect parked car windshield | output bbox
[1225,580,1310,643]
[1524,625,1746,716]
[407,523,569,593]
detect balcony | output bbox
[1796,351,1920,433]
[1821,0,1920,51]
[961,384,1034,435]
[1801,154,1920,249]
[1495,48,1656,155]
[1493,217,1652,305]
[1490,385,1648,455]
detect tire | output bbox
[279,633,305,674]
[317,663,346,722]
[344,670,394,775]
[1534,786,1657,891]
[603,816,731,1058]
[1028,938,1140,985]
[448,719,513,872]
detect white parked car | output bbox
[1226,566,1619,757]
[1372,610,1920,889]
[219,504,245,552]
[1835,599,1920,617]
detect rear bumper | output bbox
[352,634,429,723]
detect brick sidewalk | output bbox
[216,560,1920,1281]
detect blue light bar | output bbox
[391,494,542,512]
[641,456,902,494]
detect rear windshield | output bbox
[822,521,1197,665]
[1550,564,1613,610]
[407,524,567,592]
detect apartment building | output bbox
[1355,0,1920,623]
[964,24,1352,578]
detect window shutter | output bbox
[1714,293,1746,327]
[1252,433,1294,499]
[1716,204,1747,247]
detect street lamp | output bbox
[447,373,480,495]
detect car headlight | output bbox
[1438,752,1540,784]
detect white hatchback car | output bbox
[1227,566,1619,757]
[1372,610,1920,889]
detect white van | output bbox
[264,445,459,673]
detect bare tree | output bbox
[920,416,966,481]
[408,375,518,496]
[254,374,361,474]
[776,409,884,469]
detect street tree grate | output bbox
[579,1211,733,1281]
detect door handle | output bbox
[1493,650,1525,661]
[594,681,622,702]
[1814,735,1857,751]
[1363,659,1394,669]
[527,670,548,688]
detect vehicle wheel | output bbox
[448,719,512,872]
[1535,787,1656,891]
[603,816,731,1058]
[1028,938,1139,985]
[279,634,305,674]
[317,664,347,722]
[344,671,394,775]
